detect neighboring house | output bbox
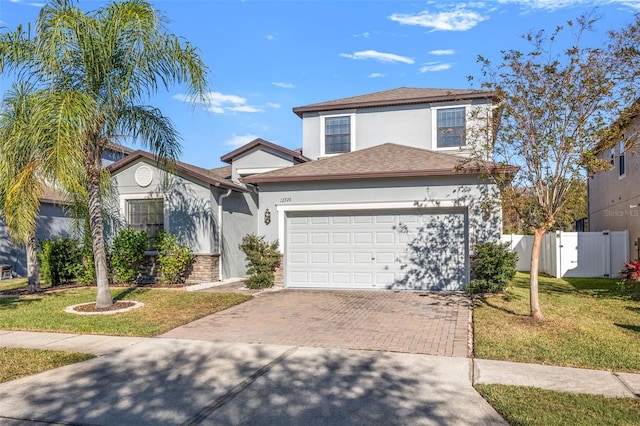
[589,110,640,260]
[241,87,514,291]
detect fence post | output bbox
[603,230,611,278]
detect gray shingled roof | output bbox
[293,87,496,117]
[242,143,516,183]
[107,151,247,192]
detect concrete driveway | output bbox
[161,289,471,357]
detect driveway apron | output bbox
[161,289,471,357]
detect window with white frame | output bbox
[437,107,466,148]
[325,116,351,154]
[127,198,164,248]
[610,147,615,166]
[619,140,626,177]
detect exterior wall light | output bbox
[264,208,271,225]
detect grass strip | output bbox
[0,348,95,383]
[475,384,640,426]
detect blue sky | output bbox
[1,0,639,168]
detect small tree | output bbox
[239,234,282,289]
[468,14,640,321]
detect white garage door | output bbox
[286,210,467,290]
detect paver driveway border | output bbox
[161,289,471,357]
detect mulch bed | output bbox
[71,301,138,313]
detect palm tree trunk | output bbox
[26,233,40,293]
[529,227,546,321]
[87,169,112,308]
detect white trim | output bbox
[276,199,467,253]
[320,111,356,157]
[237,167,286,176]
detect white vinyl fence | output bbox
[501,230,630,278]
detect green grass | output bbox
[475,384,640,426]
[473,272,640,372]
[0,287,251,336]
[0,348,95,383]
[0,277,29,292]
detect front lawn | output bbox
[475,384,640,426]
[0,287,251,336]
[473,272,640,372]
[0,348,95,383]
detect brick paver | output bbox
[162,290,471,357]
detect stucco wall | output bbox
[256,175,502,249]
[300,100,493,160]
[0,203,74,276]
[589,115,640,259]
[231,148,295,181]
[111,158,219,254]
[221,189,258,279]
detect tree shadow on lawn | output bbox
[0,296,43,311]
[473,294,526,317]
[615,323,640,334]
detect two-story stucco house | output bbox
[232,87,514,291]
[589,110,640,260]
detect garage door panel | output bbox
[332,233,350,244]
[287,210,467,290]
[353,233,373,244]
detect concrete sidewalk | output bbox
[2,330,639,400]
[1,333,506,425]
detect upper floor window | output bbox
[325,116,351,154]
[610,147,615,166]
[127,198,164,248]
[437,107,466,148]
[619,140,626,177]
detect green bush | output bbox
[38,238,82,286]
[110,228,149,284]
[156,231,194,284]
[467,241,518,294]
[239,234,282,289]
[77,243,96,285]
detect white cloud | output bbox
[173,91,263,114]
[354,32,371,38]
[368,73,386,78]
[265,34,276,41]
[390,6,488,31]
[224,133,259,147]
[497,0,640,11]
[420,62,453,72]
[266,102,281,109]
[429,49,455,55]
[272,81,295,89]
[340,50,414,64]
[228,105,263,113]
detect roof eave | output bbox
[293,92,497,118]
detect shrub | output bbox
[156,231,194,284]
[239,234,282,289]
[38,238,82,286]
[77,243,96,285]
[467,241,518,294]
[619,259,640,290]
[110,228,149,284]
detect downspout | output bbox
[218,188,233,281]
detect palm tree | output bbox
[0,0,208,307]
